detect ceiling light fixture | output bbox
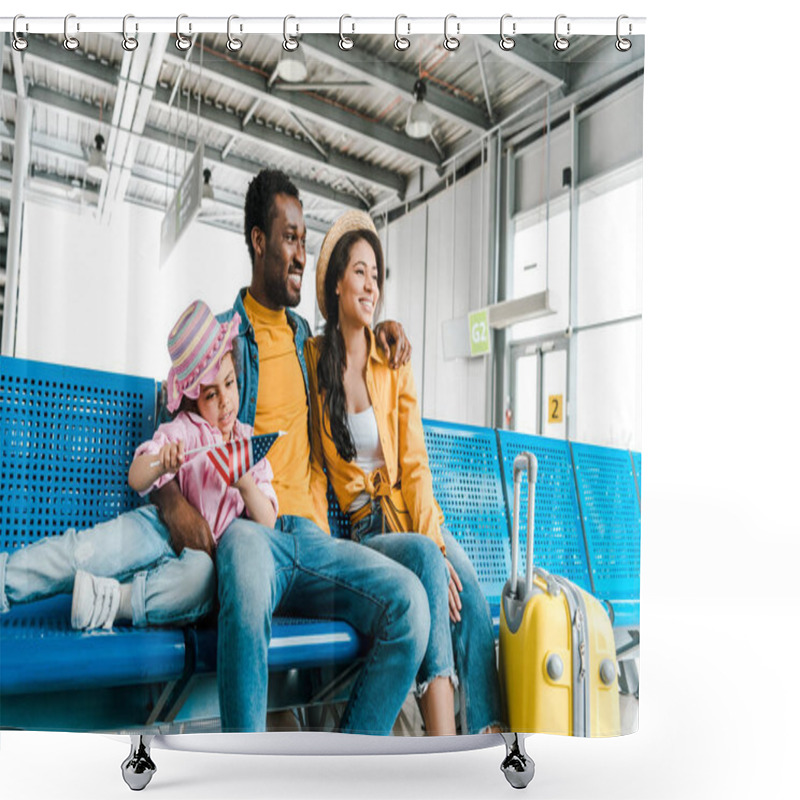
[202,168,215,207]
[405,79,434,140]
[275,43,308,83]
[85,133,108,182]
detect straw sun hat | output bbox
[165,300,240,413]
[315,210,378,321]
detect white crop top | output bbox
[347,406,386,513]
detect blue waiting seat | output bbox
[0,357,188,700]
[570,442,641,628]
[631,450,642,510]
[1,354,641,727]
[423,419,511,633]
[0,356,366,724]
[496,430,593,595]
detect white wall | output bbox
[383,166,491,426]
[16,201,250,382]
[382,203,428,389]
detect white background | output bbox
[3,1,799,798]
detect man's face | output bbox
[255,193,307,310]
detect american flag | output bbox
[207,431,283,486]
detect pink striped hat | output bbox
[165,300,241,413]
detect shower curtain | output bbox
[0,15,643,741]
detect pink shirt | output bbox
[134,411,279,543]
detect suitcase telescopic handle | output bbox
[511,452,538,598]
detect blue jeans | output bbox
[0,505,215,627]
[352,506,456,696]
[215,514,430,734]
[353,505,504,734]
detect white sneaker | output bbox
[71,571,121,631]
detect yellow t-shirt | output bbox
[243,291,323,527]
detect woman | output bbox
[305,211,503,735]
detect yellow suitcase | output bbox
[499,453,621,737]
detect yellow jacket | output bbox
[305,332,446,553]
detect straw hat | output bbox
[165,300,240,413]
[315,210,378,320]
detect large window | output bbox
[503,80,643,449]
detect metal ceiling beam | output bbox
[27,83,115,127]
[21,36,121,89]
[478,35,567,88]
[10,38,26,97]
[161,47,442,169]
[30,167,99,200]
[141,124,368,212]
[151,84,405,197]
[1,81,368,211]
[299,34,490,135]
[565,38,645,93]
[102,32,170,222]
[1,131,334,235]
[124,165,331,235]
[14,40,407,199]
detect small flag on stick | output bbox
[206,431,284,486]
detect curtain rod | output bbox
[1,16,646,37]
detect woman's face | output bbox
[336,238,380,329]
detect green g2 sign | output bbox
[468,309,491,357]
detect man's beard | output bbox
[262,269,302,308]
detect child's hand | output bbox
[158,441,185,475]
[233,471,254,491]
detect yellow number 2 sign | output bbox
[548,394,564,424]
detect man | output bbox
[152,169,429,734]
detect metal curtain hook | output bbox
[63,13,80,51]
[554,14,570,51]
[227,15,243,52]
[12,15,28,51]
[500,14,515,51]
[443,14,460,51]
[394,15,410,51]
[616,14,632,51]
[339,15,354,51]
[175,14,192,51]
[122,15,139,51]
[283,16,299,51]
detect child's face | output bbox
[196,352,239,441]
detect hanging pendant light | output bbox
[276,43,308,83]
[202,168,215,208]
[405,79,434,139]
[85,133,108,182]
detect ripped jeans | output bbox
[351,504,504,733]
[0,505,215,627]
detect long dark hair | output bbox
[317,229,385,462]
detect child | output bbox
[0,300,278,631]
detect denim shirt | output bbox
[217,288,313,428]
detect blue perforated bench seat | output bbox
[0,595,186,695]
[1,355,638,721]
[0,596,366,696]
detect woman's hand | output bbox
[158,440,185,475]
[375,320,412,369]
[445,557,463,623]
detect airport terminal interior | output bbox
[1,28,642,738]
